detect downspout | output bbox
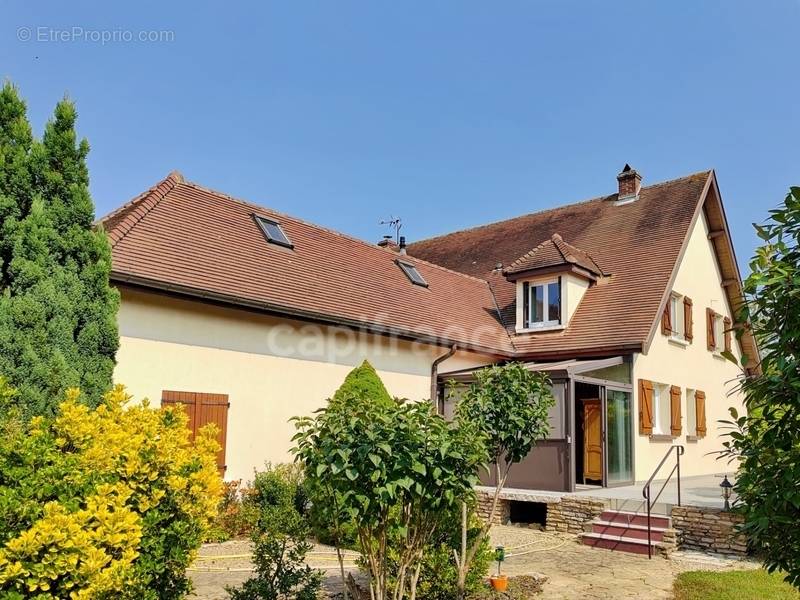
[431,344,457,412]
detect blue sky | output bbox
[3,1,798,271]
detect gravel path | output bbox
[188,526,760,599]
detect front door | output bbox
[583,399,603,483]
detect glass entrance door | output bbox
[604,387,634,485]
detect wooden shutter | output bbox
[162,390,230,476]
[706,308,716,351]
[638,379,654,435]
[670,385,682,437]
[723,316,732,353]
[161,390,199,437]
[694,390,706,438]
[661,303,672,336]
[683,297,693,342]
[522,281,530,328]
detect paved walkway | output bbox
[189,525,759,599]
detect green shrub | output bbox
[207,479,259,542]
[0,385,222,599]
[400,500,492,600]
[228,464,321,600]
[331,360,392,404]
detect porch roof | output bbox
[439,356,625,383]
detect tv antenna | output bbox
[380,216,403,244]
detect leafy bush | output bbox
[721,186,800,588]
[207,480,259,542]
[228,464,321,600]
[397,500,492,600]
[452,363,553,595]
[331,359,393,404]
[294,362,486,600]
[0,385,222,599]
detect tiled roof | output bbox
[504,234,604,278]
[408,172,714,358]
[100,173,514,356]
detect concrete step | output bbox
[591,520,668,541]
[599,510,670,529]
[580,532,665,556]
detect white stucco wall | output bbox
[632,210,745,480]
[114,287,495,482]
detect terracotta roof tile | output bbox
[101,174,514,355]
[408,172,713,358]
[504,234,604,278]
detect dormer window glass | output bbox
[524,278,561,328]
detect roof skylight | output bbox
[254,215,293,249]
[397,260,428,287]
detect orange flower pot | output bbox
[489,575,508,592]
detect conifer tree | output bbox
[0,82,119,418]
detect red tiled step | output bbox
[599,510,670,529]
[581,532,656,556]
[591,520,668,541]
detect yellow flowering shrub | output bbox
[0,385,223,599]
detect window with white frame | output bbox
[713,313,725,352]
[652,382,671,435]
[686,388,697,436]
[670,294,683,339]
[523,279,561,328]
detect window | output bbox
[669,294,683,338]
[664,292,692,342]
[254,215,293,248]
[524,279,561,328]
[652,383,672,436]
[714,314,725,352]
[686,388,697,436]
[706,308,727,353]
[397,260,428,287]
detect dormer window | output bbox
[504,234,603,333]
[254,215,293,249]
[523,279,561,328]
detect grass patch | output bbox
[674,569,800,600]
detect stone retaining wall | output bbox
[545,496,606,534]
[476,491,511,525]
[671,506,747,556]
[476,490,607,533]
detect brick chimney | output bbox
[616,164,642,203]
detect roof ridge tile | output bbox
[99,171,183,246]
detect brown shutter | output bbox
[162,390,198,439]
[723,316,732,353]
[706,308,716,350]
[695,390,706,438]
[661,303,672,336]
[162,390,229,476]
[670,385,682,437]
[683,297,693,342]
[639,379,654,435]
[196,393,230,476]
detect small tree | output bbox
[228,464,322,600]
[452,362,554,596]
[293,363,484,600]
[720,186,800,588]
[0,82,119,419]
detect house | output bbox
[101,165,757,492]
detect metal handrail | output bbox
[642,444,685,559]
